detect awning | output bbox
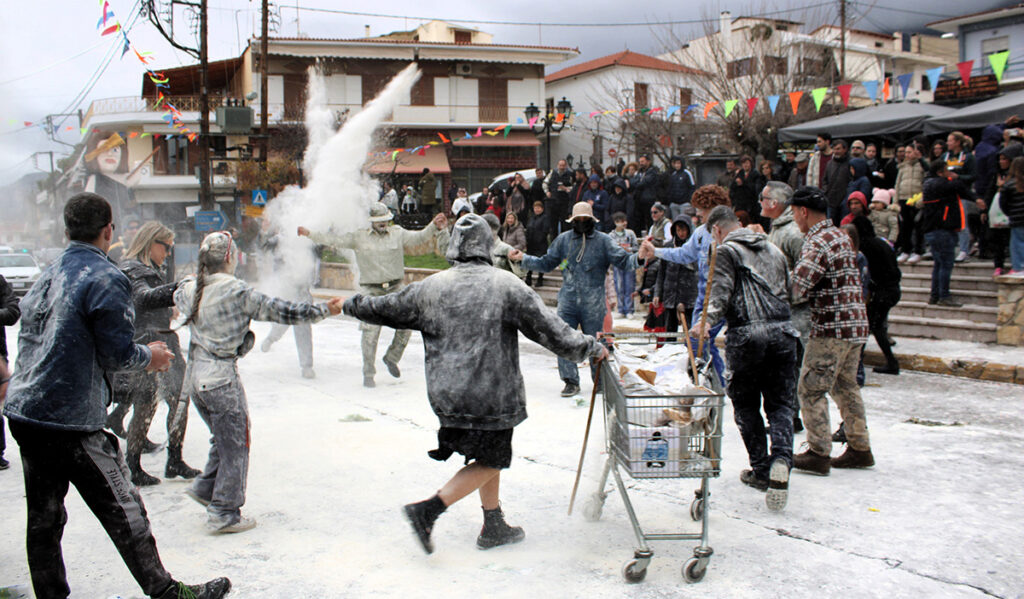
[923,90,1024,133]
[366,145,450,174]
[450,130,540,147]
[778,101,956,142]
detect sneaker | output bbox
[301,367,316,379]
[955,250,968,263]
[832,422,847,443]
[921,252,932,261]
[831,446,875,469]
[363,377,375,388]
[793,449,831,475]
[937,296,962,307]
[383,358,401,378]
[739,469,768,492]
[994,268,1005,277]
[765,460,790,512]
[560,382,581,397]
[0,456,9,470]
[207,515,257,535]
[906,253,923,264]
[154,578,231,599]
[477,507,526,549]
[927,296,939,305]
[185,487,211,507]
[896,253,909,263]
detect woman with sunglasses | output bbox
[114,221,202,486]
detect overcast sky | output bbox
[0,0,1010,185]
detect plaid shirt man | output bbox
[791,220,869,342]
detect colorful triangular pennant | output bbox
[766,95,780,115]
[837,84,852,107]
[926,66,943,92]
[723,99,738,117]
[897,73,913,99]
[811,87,827,112]
[957,60,974,86]
[989,51,1009,82]
[788,91,803,115]
[862,80,879,103]
[746,97,758,117]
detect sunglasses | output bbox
[155,240,173,251]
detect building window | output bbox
[152,136,198,176]
[362,73,388,106]
[634,82,649,110]
[764,56,787,75]
[921,73,932,91]
[727,57,756,79]
[799,57,824,76]
[411,75,434,106]
[875,41,884,48]
[283,73,307,120]
[982,36,1010,71]
[679,87,692,107]
[478,78,508,122]
[454,30,472,44]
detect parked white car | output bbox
[0,252,43,296]
[467,168,539,208]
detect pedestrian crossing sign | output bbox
[252,189,268,206]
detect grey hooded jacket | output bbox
[343,214,603,430]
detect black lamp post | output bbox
[525,96,572,173]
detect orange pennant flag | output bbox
[882,77,890,101]
[702,101,719,119]
[437,132,450,144]
[788,91,803,115]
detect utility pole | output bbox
[198,0,212,210]
[839,0,847,82]
[260,0,269,164]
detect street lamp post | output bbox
[525,96,572,173]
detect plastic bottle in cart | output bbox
[642,431,668,468]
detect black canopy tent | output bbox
[778,102,956,142]
[923,90,1024,133]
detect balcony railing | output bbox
[85,96,232,123]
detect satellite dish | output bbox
[245,91,258,101]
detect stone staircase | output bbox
[890,260,998,343]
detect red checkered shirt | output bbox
[791,220,869,342]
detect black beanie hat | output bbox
[790,186,828,213]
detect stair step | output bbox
[888,315,997,343]
[899,260,994,275]
[900,288,998,307]
[900,272,997,292]
[891,301,997,323]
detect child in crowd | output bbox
[868,188,900,246]
[608,212,638,317]
[174,231,342,534]
[654,215,698,334]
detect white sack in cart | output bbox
[610,342,716,426]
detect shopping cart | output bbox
[580,332,724,583]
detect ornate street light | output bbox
[525,96,572,172]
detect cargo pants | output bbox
[798,337,871,456]
[360,283,411,379]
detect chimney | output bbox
[364,24,371,37]
[720,11,732,53]
[893,31,902,52]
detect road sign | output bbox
[608,148,617,157]
[243,205,265,218]
[195,210,227,232]
[251,189,268,206]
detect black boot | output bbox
[525,272,533,287]
[127,453,160,487]
[154,578,231,599]
[832,422,847,443]
[536,273,545,288]
[165,447,201,480]
[404,494,447,554]
[477,506,525,549]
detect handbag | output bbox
[989,190,1010,228]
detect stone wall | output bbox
[996,275,1024,345]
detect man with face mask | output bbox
[509,202,640,397]
[299,203,449,387]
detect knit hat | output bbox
[871,188,895,207]
[847,191,867,209]
[790,186,828,213]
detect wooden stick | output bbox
[678,307,702,387]
[126,146,161,180]
[696,242,719,358]
[568,355,605,516]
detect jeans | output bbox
[191,379,251,522]
[556,301,605,386]
[958,198,973,254]
[1011,227,1024,272]
[924,229,958,300]
[612,267,635,316]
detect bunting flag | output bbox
[746,97,758,117]
[589,111,600,117]
[683,104,697,115]
[703,101,718,119]
[474,127,482,137]
[101,23,120,36]
[554,112,565,123]
[811,87,827,112]
[925,66,943,92]
[788,91,803,115]
[882,77,890,102]
[527,116,538,128]
[989,51,1009,82]
[957,60,974,86]
[665,105,680,118]
[837,84,852,107]
[766,95,780,115]
[485,130,498,136]
[437,132,450,144]
[463,132,472,139]
[862,80,879,103]
[502,125,511,138]
[723,99,738,117]
[897,73,913,99]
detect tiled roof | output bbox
[266,36,578,53]
[545,50,708,83]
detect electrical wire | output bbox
[0,39,111,87]
[849,1,955,20]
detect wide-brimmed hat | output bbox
[565,201,599,223]
[369,201,394,222]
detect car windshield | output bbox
[0,255,36,268]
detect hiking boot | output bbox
[154,578,231,599]
[127,454,161,487]
[383,358,401,378]
[793,449,831,476]
[831,446,875,469]
[937,296,963,307]
[404,495,447,555]
[207,515,257,535]
[477,506,525,550]
[832,422,847,443]
[363,377,375,388]
[165,449,201,480]
[872,362,900,375]
[766,459,790,512]
[524,273,533,287]
[739,469,768,492]
[560,382,580,397]
[301,367,316,379]
[185,487,211,507]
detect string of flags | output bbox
[372,50,1014,161]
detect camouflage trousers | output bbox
[798,337,871,455]
[360,284,411,378]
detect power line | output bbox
[0,39,110,87]
[850,2,955,20]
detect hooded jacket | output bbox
[344,214,603,430]
[631,164,662,207]
[852,215,901,294]
[895,157,927,202]
[703,227,793,335]
[921,173,970,233]
[0,275,20,360]
[4,242,152,432]
[989,144,1024,202]
[846,158,873,201]
[582,174,610,225]
[974,124,1005,199]
[654,216,697,311]
[606,177,634,231]
[665,155,695,205]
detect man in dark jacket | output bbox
[524,201,549,287]
[0,273,20,470]
[344,213,607,555]
[729,156,761,224]
[665,155,696,220]
[851,216,901,374]
[2,193,229,599]
[698,206,796,511]
[823,139,852,225]
[632,154,662,233]
[921,160,972,306]
[544,160,574,237]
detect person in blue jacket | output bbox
[2,193,230,599]
[582,174,610,229]
[510,201,640,397]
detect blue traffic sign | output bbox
[251,189,268,206]
[195,210,227,232]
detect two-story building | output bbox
[928,4,1024,89]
